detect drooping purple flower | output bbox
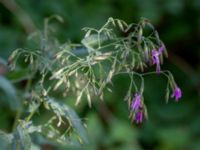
[171,86,182,101]
[130,93,141,112]
[135,111,143,124]
[151,45,164,73]
[158,45,164,53]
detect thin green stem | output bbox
[12,76,32,131]
[25,110,35,122]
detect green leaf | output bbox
[11,124,32,150]
[6,68,31,82]
[43,97,88,144]
[0,130,13,150]
[81,34,108,50]
[0,75,20,110]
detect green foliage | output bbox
[42,97,88,145]
[0,0,200,150]
[0,131,13,150]
[0,76,19,110]
[4,15,179,149]
[11,123,32,150]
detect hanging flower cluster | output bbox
[130,93,143,124]
[151,45,164,73]
[130,87,182,124]
[9,16,182,131]
[171,86,182,102]
[129,44,182,124]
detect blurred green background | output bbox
[0,0,200,150]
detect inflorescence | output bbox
[9,16,182,131]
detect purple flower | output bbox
[171,86,182,101]
[135,111,143,124]
[151,45,164,73]
[131,93,141,112]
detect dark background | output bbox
[0,0,200,150]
